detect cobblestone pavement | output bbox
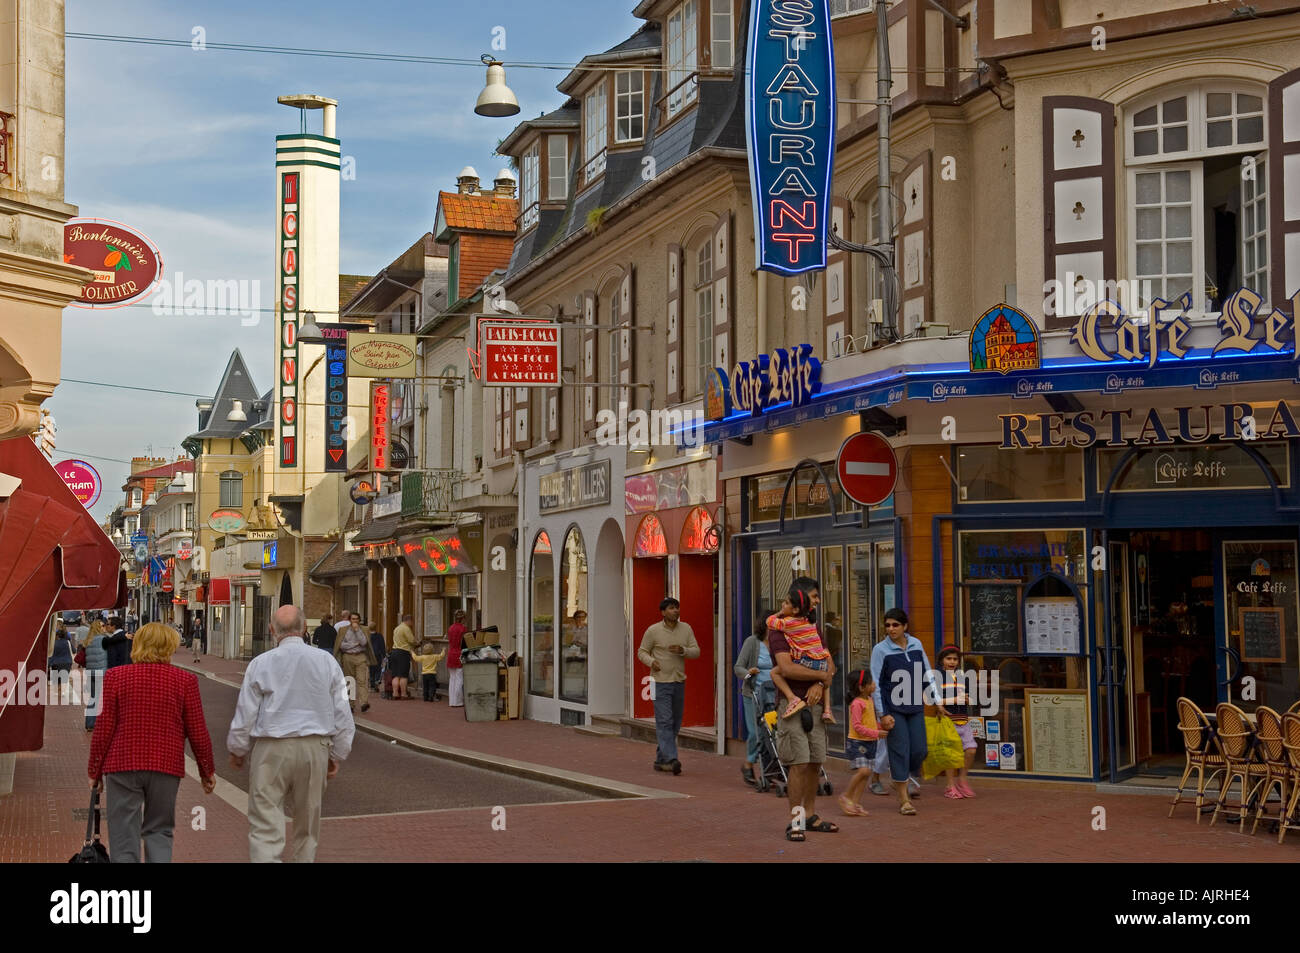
[2,649,1296,863]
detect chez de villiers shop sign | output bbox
[746,0,834,275]
[539,459,611,514]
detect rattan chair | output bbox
[1280,713,1300,845]
[1249,707,1289,838]
[1211,703,1268,832]
[1286,700,1300,716]
[1168,697,1226,822]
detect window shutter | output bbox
[494,387,509,458]
[582,291,598,434]
[1268,66,1300,318]
[712,211,733,374]
[897,151,932,335]
[618,266,636,411]
[512,387,530,451]
[666,244,683,403]
[546,387,560,442]
[1042,96,1116,327]
[825,196,851,357]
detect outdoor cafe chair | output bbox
[1211,703,1267,832]
[1168,697,1225,823]
[1249,706,1289,838]
[1280,713,1300,846]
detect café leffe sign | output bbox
[745,0,835,275]
[706,343,822,420]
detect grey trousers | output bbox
[105,770,181,863]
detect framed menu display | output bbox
[423,598,444,640]
[1024,596,1081,655]
[1024,689,1091,777]
[1239,607,1285,664]
[964,582,1022,654]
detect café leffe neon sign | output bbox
[707,343,822,419]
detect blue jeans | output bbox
[653,680,685,763]
[885,710,928,783]
[743,683,776,763]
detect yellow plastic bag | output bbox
[922,715,965,779]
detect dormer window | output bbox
[547,135,569,200]
[615,71,645,143]
[584,80,608,183]
[666,1,699,120]
[521,144,540,229]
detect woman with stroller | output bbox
[735,618,775,786]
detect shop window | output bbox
[634,514,668,557]
[679,507,716,554]
[747,468,853,523]
[560,528,588,703]
[530,532,554,697]
[955,529,1091,777]
[1223,540,1298,712]
[1125,85,1269,310]
[957,446,1084,503]
[1099,441,1290,493]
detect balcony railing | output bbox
[519,200,540,231]
[581,147,607,187]
[831,0,874,17]
[400,468,462,521]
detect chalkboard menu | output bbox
[964,583,1022,654]
[1240,607,1285,664]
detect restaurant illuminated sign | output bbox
[745,0,835,275]
[707,343,822,420]
[1000,401,1300,449]
[370,381,390,471]
[279,172,300,467]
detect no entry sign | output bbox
[836,432,897,507]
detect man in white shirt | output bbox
[227,604,355,863]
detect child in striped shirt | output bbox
[766,594,836,724]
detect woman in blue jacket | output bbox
[869,608,946,815]
[82,620,109,731]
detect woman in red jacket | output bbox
[88,623,217,862]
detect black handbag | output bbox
[69,788,111,863]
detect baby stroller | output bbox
[749,677,832,798]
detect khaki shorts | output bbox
[775,702,826,766]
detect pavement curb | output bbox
[178,661,686,803]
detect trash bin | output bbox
[463,660,500,722]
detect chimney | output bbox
[494,168,517,198]
[456,166,480,195]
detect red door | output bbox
[678,554,716,728]
[632,558,666,719]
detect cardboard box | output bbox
[506,665,522,719]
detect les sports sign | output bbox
[745,0,835,275]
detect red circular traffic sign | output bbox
[836,432,897,507]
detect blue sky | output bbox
[54,0,642,521]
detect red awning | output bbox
[0,436,125,753]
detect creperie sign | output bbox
[482,323,561,386]
[370,381,390,470]
[745,0,835,275]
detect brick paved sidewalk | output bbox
[3,648,1296,862]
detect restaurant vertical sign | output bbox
[745,0,835,275]
[279,172,300,467]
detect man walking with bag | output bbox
[227,605,354,863]
[637,597,700,775]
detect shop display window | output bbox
[956,446,1084,503]
[1223,540,1298,711]
[1099,441,1289,493]
[530,532,554,697]
[634,514,668,557]
[747,468,850,523]
[559,529,589,703]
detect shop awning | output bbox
[398,532,478,577]
[0,436,125,754]
[351,514,402,545]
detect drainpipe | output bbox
[756,270,767,357]
[515,449,526,660]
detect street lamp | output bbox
[475,54,519,117]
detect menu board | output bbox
[1025,689,1091,777]
[964,583,1021,654]
[1024,597,1081,655]
[1240,607,1285,664]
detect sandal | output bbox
[782,698,807,719]
[785,824,806,842]
[822,710,836,724]
[805,814,839,833]
[957,780,976,798]
[945,786,963,799]
[899,802,917,816]
[838,795,862,817]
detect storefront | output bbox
[706,300,1299,782]
[522,446,625,725]
[625,456,721,729]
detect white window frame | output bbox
[546,135,568,201]
[1125,84,1267,166]
[605,291,621,414]
[614,71,644,143]
[1241,152,1268,300]
[584,80,608,181]
[521,145,540,230]
[710,0,733,69]
[693,240,713,398]
[1126,163,1204,309]
[666,0,699,120]
[218,470,244,509]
